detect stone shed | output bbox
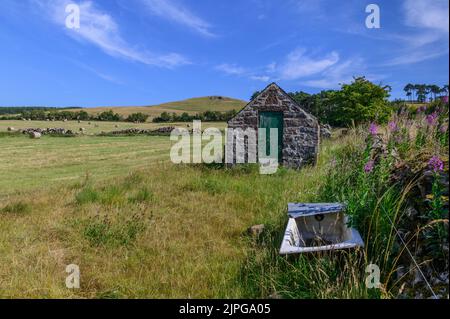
[226,83,320,169]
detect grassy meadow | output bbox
[0,135,170,196]
[0,125,336,298]
[0,104,448,299]
[0,120,225,195]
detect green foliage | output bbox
[1,201,31,215]
[1,109,124,122]
[328,77,392,126]
[96,110,123,122]
[128,187,154,204]
[0,106,80,116]
[241,242,372,298]
[319,137,399,249]
[288,77,392,126]
[289,90,335,123]
[126,112,149,123]
[152,110,237,123]
[75,186,100,205]
[83,212,146,247]
[99,185,126,206]
[242,106,447,299]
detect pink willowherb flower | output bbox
[388,121,399,132]
[369,123,378,135]
[417,105,427,113]
[429,156,444,172]
[364,160,375,173]
[440,124,448,133]
[426,112,438,126]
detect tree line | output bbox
[152,110,238,123]
[0,106,81,115]
[0,109,149,123]
[403,84,448,103]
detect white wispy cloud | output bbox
[384,47,448,67]
[302,58,374,89]
[383,0,449,66]
[34,0,189,68]
[139,0,215,37]
[403,0,449,33]
[215,63,271,82]
[215,63,247,76]
[214,48,361,88]
[250,75,270,82]
[294,0,324,14]
[277,48,339,80]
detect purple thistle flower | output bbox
[388,121,399,132]
[426,112,438,126]
[429,156,444,172]
[369,123,378,135]
[364,160,375,173]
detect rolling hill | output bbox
[67,96,247,118]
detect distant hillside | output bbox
[66,96,247,118]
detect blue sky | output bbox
[0,0,448,107]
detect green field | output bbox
[0,134,171,196]
[0,120,225,196]
[0,128,333,298]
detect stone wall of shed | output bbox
[226,84,320,169]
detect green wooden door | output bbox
[259,112,283,162]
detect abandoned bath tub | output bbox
[279,203,364,254]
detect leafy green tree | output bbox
[429,85,441,101]
[328,77,392,126]
[416,84,427,103]
[404,83,413,102]
[96,110,122,122]
[126,112,149,123]
[180,112,191,122]
[77,111,90,120]
[412,84,419,102]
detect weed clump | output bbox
[128,187,154,204]
[1,201,31,215]
[75,186,99,205]
[83,212,147,247]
